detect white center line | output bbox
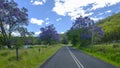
[67,46,84,68]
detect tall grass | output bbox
[0,45,62,68]
[79,43,120,68]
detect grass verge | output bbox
[77,43,120,68]
[0,44,62,68]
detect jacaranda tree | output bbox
[39,24,60,45]
[0,0,28,48]
[67,16,104,47]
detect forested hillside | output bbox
[97,12,120,42]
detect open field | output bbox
[79,43,120,68]
[0,45,62,68]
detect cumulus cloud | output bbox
[106,10,112,13]
[11,31,20,36]
[56,18,62,21]
[43,0,46,3]
[98,13,104,16]
[45,17,49,21]
[34,31,41,36]
[30,0,46,5]
[91,17,103,21]
[52,0,120,20]
[30,18,44,25]
[44,17,50,25]
[45,22,50,25]
[60,32,65,34]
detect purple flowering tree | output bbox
[67,16,104,47]
[0,0,28,48]
[39,24,60,45]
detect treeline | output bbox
[66,13,120,47]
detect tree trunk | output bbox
[0,21,12,48]
[7,43,12,48]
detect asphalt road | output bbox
[40,46,116,68]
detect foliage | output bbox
[17,27,35,45]
[67,29,81,46]
[0,0,28,48]
[60,34,69,44]
[67,16,104,47]
[39,24,60,45]
[80,43,120,67]
[97,12,120,42]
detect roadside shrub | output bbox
[113,44,120,48]
[98,48,106,53]
[0,51,10,56]
[8,56,16,61]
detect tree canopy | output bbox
[67,16,104,47]
[0,0,28,48]
[39,24,60,45]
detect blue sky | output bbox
[13,0,120,36]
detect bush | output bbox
[0,51,10,56]
[113,44,120,48]
[8,56,16,61]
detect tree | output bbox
[60,34,68,44]
[0,0,28,48]
[39,24,60,45]
[11,27,34,61]
[67,16,104,47]
[15,26,35,45]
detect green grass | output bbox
[78,43,120,68]
[0,44,62,68]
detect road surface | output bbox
[40,46,116,68]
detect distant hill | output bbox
[96,12,120,42]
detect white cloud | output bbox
[30,18,44,25]
[91,17,103,21]
[45,22,50,25]
[43,0,46,3]
[60,32,65,34]
[106,10,112,13]
[32,1,43,5]
[11,31,20,36]
[30,0,46,5]
[45,17,49,21]
[3,24,9,30]
[98,13,104,15]
[34,31,41,36]
[45,18,50,25]
[56,18,62,21]
[53,0,120,20]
